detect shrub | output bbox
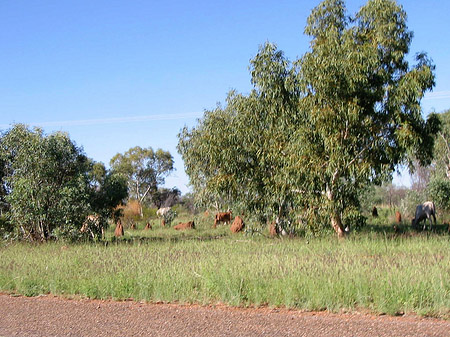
[427,178,450,211]
[163,209,177,226]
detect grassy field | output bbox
[1,211,449,319]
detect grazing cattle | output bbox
[213,211,232,228]
[156,207,171,217]
[144,222,152,230]
[174,221,195,230]
[230,216,244,233]
[395,211,402,224]
[411,201,436,230]
[114,220,124,237]
[372,206,378,217]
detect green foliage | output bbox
[90,168,128,220]
[178,0,437,236]
[401,189,426,218]
[162,209,177,226]
[432,109,450,179]
[142,206,157,219]
[0,125,92,241]
[342,206,367,230]
[427,178,450,211]
[152,187,181,209]
[0,215,14,240]
[110,146,174,213]
[0,125,128,242]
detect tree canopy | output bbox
[110,146,174,215]
[0,124,128,241]
[178,0,439,236]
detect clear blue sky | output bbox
[1,0,449,194]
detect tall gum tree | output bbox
[178,44,301,224]
[178,0,440,237]
[293,0,440,236]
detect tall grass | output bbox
[1,233,449,318]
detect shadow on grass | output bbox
[108,233,230,245]
[361,222,449,237]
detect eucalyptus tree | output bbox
[178,0,439,236]
[431,109,450,180]
[289,0,440,236]
[0,125,128,241]
[88,161,128,224]
[0,125,92,240]
[178,44,303,225]
[425,110,450,211]
[110,146,174,216]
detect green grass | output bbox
[110,211,232,242]
[1,228,449,318]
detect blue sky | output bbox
[1,0,450,194]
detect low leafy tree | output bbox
[410,110,450,216]
[162,209,177,227]
[1,125,91,241]
[433,109,450,180]
[0,125,128,241]
[152,187,181,208]
[87,162,128,236]
[178,0,439,236]
[427,178,450,212]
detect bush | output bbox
[163,209,177,226]
[0,215,14,240]
[427,178,450,211]
[342,207,367,231]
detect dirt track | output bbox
[0,294,449,337]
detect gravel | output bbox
[0,294,449,337]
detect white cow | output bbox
[411,201,436,230]
[156,207,171,218]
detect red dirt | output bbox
[230,216,244,233]
[395,211,402,223]
[174,221,195,230]
[0,294,449,337]
[114,221,124,237]
[269,222,278,236]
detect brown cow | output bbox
[174,221,195,230]
[114,220,124,237]
[395,211,402,223]
[230,216,244,233]
[213,211,232,228]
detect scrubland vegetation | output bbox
[1,210,449,318]
[1,0,450,320]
